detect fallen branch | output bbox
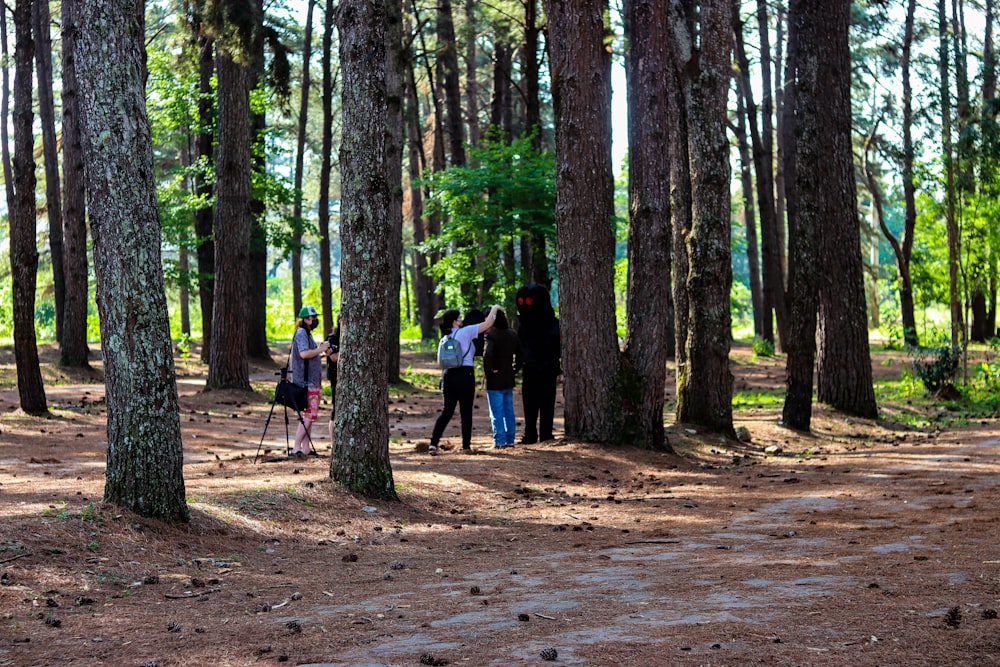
[0,552,31,565]
[534,613,556,620]
[624,540,681,545]
[164,587,222,600]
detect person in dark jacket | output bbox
[483,308,522,448]
[515,284,561,443]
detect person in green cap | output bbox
[290,305,330,458]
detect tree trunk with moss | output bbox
[332,0,398,500]
[74,0,187,521]
[669,0,735,438]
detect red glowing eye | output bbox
[517,298,524,305]
[525,297,533,306]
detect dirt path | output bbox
[2,346,999,666]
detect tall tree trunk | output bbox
[385,0,404,383]
[464,0,480,149]
[544,0,621,442]
[33,0,64,345]
[247,0,269,360]
[815,0,877,419]
[207,51,252,390]
[781,0,819,431]
[405,59,435,340]
[938,0,964,351]
[896,0,920,346]
[757,0,786,346]
[522,0,549,287]
[491,41,512,140]
[670,0,735,437]
[9,0,47,415]
[668,51,691,382]
[437,0,466,167]
[195,28,216,363]
[332,0,398,500]
[295,0,315,326]
[734,80,763,338]
[59,0,91,367]
[319,0,336,336]
[1,0,10,208]
[983,0,997,337]
[622,0,672,451]
[75,0,187,521]
[735,3,782,347]
[290,0,310,321]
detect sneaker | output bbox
[428,445,439,456]
[308,450,320,457]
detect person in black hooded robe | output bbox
[515,284,561,443]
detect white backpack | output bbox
[436,334,465,369]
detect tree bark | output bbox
[669,0,735,437]
[405,58,435,340]
[623,0,672,451]
[464,0,480,149]
[206,50,252,390]
[522,0,549,287]
[33,0,65,345]
[319,0,336,339]
[938,0,963,351]
[294,0,315,325]
[194,27,216,363]
[734,80,763,339]
[247,0,270,361]
[781,0,819,431]
[896,0,919,346]
[59,0,91,367]
[814,0,877,419]
[385,0,404,383]
[74,0,187,521]
[9,0,47,415]
[544,0,621,442]
[734,3,780,346]
[332,0,398,500]
[437,0,466,167]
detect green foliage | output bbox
[974,339,1000,394]
[421,133,556,304]
[751,337,775,358]
[910,344,960,393]
[732,389,785,410]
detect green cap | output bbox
[298,305,318,318]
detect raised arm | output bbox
[476,305,501,334]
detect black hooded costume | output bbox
[515,284,561,443]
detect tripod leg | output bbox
[284,404,292,456]
[254,394,282,464]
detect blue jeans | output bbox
[487,389,516,446]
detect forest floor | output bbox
[1,341,1000,666]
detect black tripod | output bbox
[254,369,316,463]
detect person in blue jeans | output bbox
[428,305,500,455]
[483,308,522,448]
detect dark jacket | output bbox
[483,327,522,390]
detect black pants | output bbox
[430,366,476,448]
[522,367,557,442]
